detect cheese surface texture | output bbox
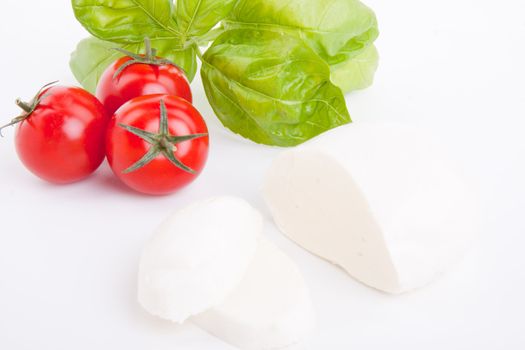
[193,237,315,350]
[138,197,262,322]
[263,123,477,293]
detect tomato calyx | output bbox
[0,81,58,136]
[118,99,207,174]
[112,37,185,80]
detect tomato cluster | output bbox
[1,40,209,195]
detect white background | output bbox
[1,0,524,349]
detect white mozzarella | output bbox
[192,237,315,350]
[138,196,262,323]
[262,122,477,293]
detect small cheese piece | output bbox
[262,123,477,294]
[138,196,262,323]
[192,237,315,350]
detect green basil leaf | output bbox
[176,0,237,40]
[145,40,198,81]
[71,0,197,83]
[193,27,225,46]
[330,44,379,94]
[72,0,180,43]
[225,0,378,63]
[70,37,140,93]
[201,29,351,147]
[70,36,197,93]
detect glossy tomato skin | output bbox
[96,56,192,116]
[106,94,209,195]
[15,86,108,184]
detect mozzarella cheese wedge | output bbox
[262,123,477,294]
[192,237,315,350]
[138,196,261,323]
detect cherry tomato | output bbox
[0,83,108,184]
[106,94,209,195]
[96,39,192,116]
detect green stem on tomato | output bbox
[0,81,58,137]
[15,99,32,113]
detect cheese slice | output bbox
[138,196,261,323]
[193,237,315,350]
[262,123,477,293]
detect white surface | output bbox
[263,123,478,293]
[0,0,524,349]
[193,237,315,350]
[138,197,261,323]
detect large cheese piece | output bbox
[262,123,477,294]
[193,237,315,350]
[138,197,261,323]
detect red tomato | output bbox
[96,40,192,116]
[106,94,209,195]
[1,83,108,184]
